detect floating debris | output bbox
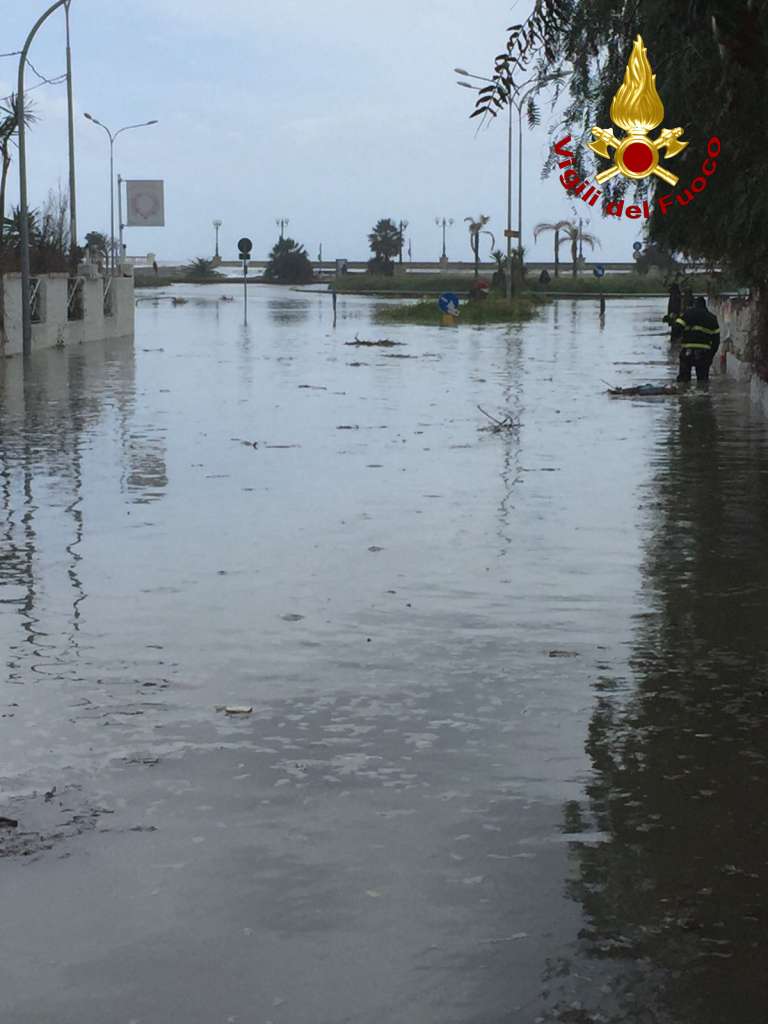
[604,381,678,397]
[345,334,403,348]
[477,405,520,432]
[215,705,254,715]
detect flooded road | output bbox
[1,285,767,1023]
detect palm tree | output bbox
[533,220,571,278]
[464,215,495,279]
[367,218,402,274]
[559,220,601,277]
[185,257,219,280]
[0,94,37,253]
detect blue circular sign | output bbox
[438,292,460,314]
[593,264,606,278]
[632,241,642,251]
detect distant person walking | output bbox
[152,259,159,276]
[675,296,720,382]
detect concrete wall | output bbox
[1,271,134,357]
[710,293,768,416]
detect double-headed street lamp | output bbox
[435,217,454,260]
[455,68,562,300]
[84,113,158,273]
[213,219,222,260]
[275,217,289,240]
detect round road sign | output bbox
[438,292,460,314]
[238,237,252,255]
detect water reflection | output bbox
[553,389,768,1023]
[0,340,168,681]
[266,297,311,323]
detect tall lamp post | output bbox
[455,68,562,300]
[18,0,72,359]
[64,0,78,273]
[435,217,453,261]
[213,219,222,260]
[398,219,408,264]
[275,217,289,240]
[83,113,158,273]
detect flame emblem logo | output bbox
[589,36,687,186]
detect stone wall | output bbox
[710,293,768,416]
[1,270,134,357]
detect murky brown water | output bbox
[1,286,767,1023]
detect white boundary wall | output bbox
[1,270,134,357]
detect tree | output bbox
[0,93,37,254]
[84,231,108,263]
[185,257,220,280]
[367,218,402,275]
[39,186,69,256]
[634,242,679,277]
[533,220,571,278]
[263,236,314,284]
[4,205,39,252]
[464,215,495,279]
[470,0,768,363]
[556,220,601,277]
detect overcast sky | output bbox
[2,0,643,263]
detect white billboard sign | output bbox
[125,180,165,227]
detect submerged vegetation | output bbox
[375,293,544,325]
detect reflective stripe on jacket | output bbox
[675,306,720,351]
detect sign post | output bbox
[238,237,252,325]
[593,264,606,319]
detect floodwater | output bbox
[1,285,767,1023]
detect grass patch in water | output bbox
[374,293,545,326]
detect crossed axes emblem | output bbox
[588,126,688,186]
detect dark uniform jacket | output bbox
[675,305,720,353]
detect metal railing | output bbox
[67,276,84,320]
[103,275,114,317]
[29,278,42,323]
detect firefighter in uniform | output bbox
[675,296,720,382]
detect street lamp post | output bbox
[18,0,71,359]
[83,113,158,273]
[398,219,408,264]
[275,217,289,240]
[434,217,453,260]
[456,69,562,301]
[64,0,78,274]
[213,219,222,260]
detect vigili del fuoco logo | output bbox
[553,35,721,220]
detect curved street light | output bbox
[84,113,158,273]
[18,0,72,358]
